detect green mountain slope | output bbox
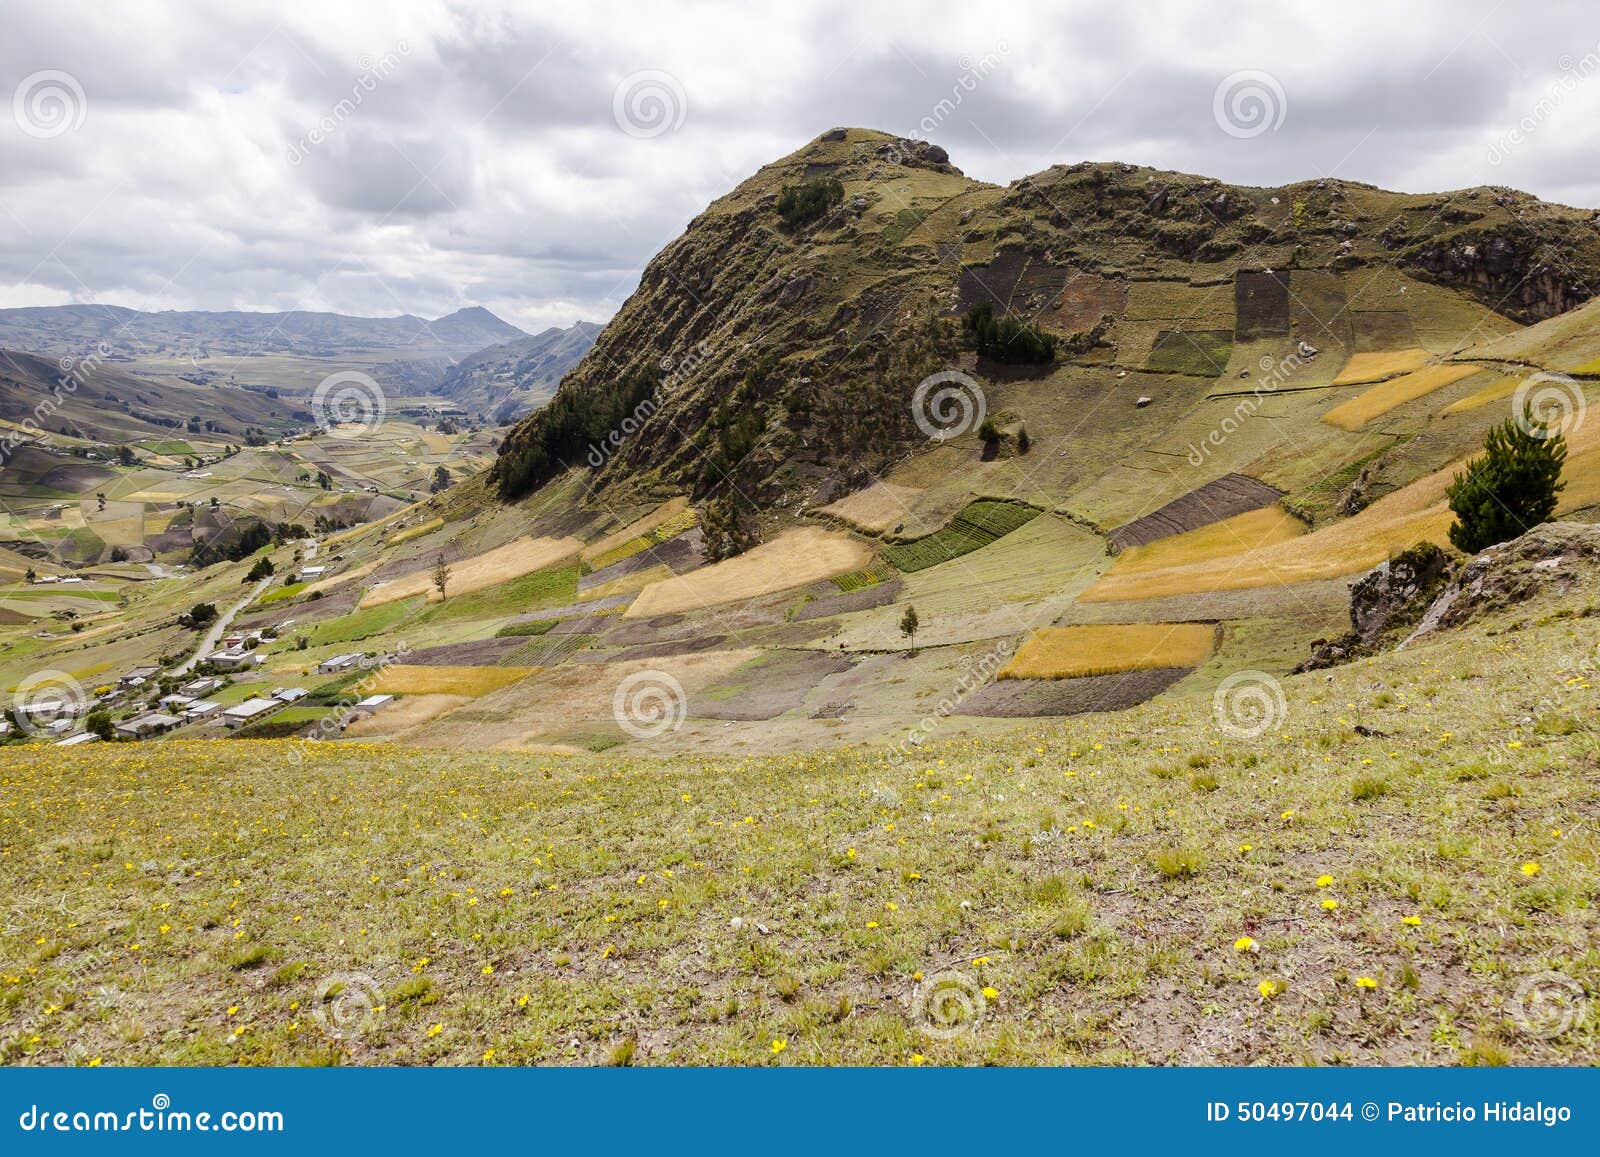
[493,127,1600,512]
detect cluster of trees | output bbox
[962,303,1056,364]
[776,176,844,230]
[494,369,661,501]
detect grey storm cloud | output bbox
[2,0,1599,331]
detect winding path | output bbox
[173,576,273,676]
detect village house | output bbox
[114,712,181,739]
[221,697,283,730]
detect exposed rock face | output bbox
[1401,521,1600,646]
[1405,231,1594,323]
[1296,543,1451,671]
[1297,523,1600,672]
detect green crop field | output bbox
[882,501,1040,573]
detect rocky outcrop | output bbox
[1296,543,1451,671]
[1401,521,1600,646]
[1404,230,1595,323]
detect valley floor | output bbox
[1,587,1595,1066]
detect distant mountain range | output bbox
[0,303,528,363]
[435,321,602,421]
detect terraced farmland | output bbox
[882,500,1040,572]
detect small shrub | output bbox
[776,176,844,230]
[1153,846,1205,880]
[1351,776,1391,802]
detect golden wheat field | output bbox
[1322,364,1488,430]
[1111,506,1308,575]
[997,622,1218,679]
[1331,347,1432,386]
[1440,375,1528,416]
[624,526,873,618]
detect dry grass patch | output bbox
[583,564,670,602]
[366,665,538,696]
[998,622,1217,680]
[816,481,925,535]
[387,517,444,546]
[360,536,581,608]
[302,562,374,596]
[1322,364,1486,430]
[624,527,872,619]
[1331,347,1432,386]
[343,693,471,735]
[1111,506,1307,575]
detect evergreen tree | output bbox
[1446,408,1567,553]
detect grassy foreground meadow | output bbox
[1,589,1596,1067]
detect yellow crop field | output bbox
[581,497,692,563]
[387,517,444,546]
[998,622,1218,679]
[1111,506,1308,575]
[1322,364,1486,430]
[1440,376,1527,416]
[360,535,582,607]
[1081,462,1467,602]
[366,665,538,696]
[1331,348,1432,386]
[816,481,925,534]
[624,526,873,618]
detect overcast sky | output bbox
[2,0,1598,333]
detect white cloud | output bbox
[1,0,1597,330]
